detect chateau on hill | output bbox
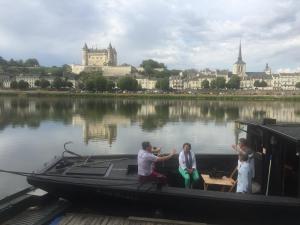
[70,43,132,77]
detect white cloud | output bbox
[0,0,299,71]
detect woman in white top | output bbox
[178,143,200,188]
[236,153,252,193]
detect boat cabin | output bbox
[235,118,300,198]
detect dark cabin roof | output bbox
[236,120,300,144]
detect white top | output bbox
[178,150,196,170]
[137,149,158,176]
[237,161,252,193]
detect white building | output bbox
[136,77,157,90]
[16,75,40,88]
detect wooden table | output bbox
[201,174,235,191]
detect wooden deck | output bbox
[58,213,207,225]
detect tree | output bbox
[254,80,260,87]
[210,79,217,89]
[254,80,268,88]
[94,76,107,92]
[18,80,29,90]
[215,77,226,89]
[85,79,95,91]
[226,75,241,89]
[34,80,41,87]
[140,59,165,69]
[296,82,300,89]
[52,77,64,89]
[24,58,39,67]
[40,79,50,88]
[117,76,138,91]
[106,80,115,91]
[155,78,169,91]
[201,79,209,89]
[260,80,267,87]
[10,81,18,89]
[66,81,73,88]
[140,59,166,75]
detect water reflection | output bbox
[1,97,300,145]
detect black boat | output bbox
[27,119,300,223]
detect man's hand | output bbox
[170,149,176,155]
[188,168,193,174]
[232,144,237,151]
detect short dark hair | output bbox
[183,143,191,149]
[239,138,247,146]
[142,141,151,150]
[239,152,248,162]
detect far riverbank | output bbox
[0,89,300,101]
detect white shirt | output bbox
[237,161,252,193]
[178,150,196,170]
[137,149,158,176]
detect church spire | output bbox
[238,40,242,61]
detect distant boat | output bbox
[27,119,300,222]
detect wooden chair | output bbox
[228,166,238,192]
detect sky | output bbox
[0,0,299,72]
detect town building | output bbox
[136,76,157,90]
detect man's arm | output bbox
[156,149,176,162]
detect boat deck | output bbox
[57,214,207,225]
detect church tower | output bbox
[82,43,88,66]
[232,41,246,77]
[264,63,272,75]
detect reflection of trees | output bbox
[141,104,169,131]
[253,110,267,120]
[0,97,300,134]
[118,101,140,117]
[226,106,239,120]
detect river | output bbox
[0,96,300,199]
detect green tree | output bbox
[201,79,209,89]
[40,79,50,88]
[18,80,29,90]
[296,82,300,89]
[24,58,39,67]
[34,80,41,87]
[226,75,241,89]
[10,81,18,89]
[155,78,169,91]
[254,80,260,87]
[66,81,73,88]
[85,79,95,91]
[254,80,268,88]
[106,80,115,91]
[52,77,64,89]
[210,79,217,89]
[260,80,267,87]
[215,77,226,89]
[94,76,107,92]
[117,76,138,91]
[140,59,166,75]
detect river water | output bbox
[0,96,300,199]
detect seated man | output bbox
[178,143,200,188]
[236,153,252,194]
[138,141,176,185]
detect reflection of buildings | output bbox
[72,115,130,145]
[167,102,300,123]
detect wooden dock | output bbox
[57,213,208,225]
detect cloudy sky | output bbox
[0,0,299,72]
